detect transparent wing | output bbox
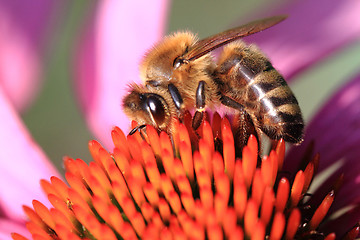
[183,15,287,61]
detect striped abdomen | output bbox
[214,41,304,143]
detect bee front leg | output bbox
[129,124,147,135]
[168,83,183,110]
[168,83,185,121]
[129,124,147,140]
[192,81,206,130]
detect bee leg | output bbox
[220,95,260,155]
[168,83,184,110]
[192,81,206,130]
[169,83,191,123]
[129,124,146,140]
[129,124,146,135]
[220,95,244,111]
[233,111,260,156]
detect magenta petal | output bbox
[0,0,61,112]
[245,0,360,80]
[320,205,360,237]
[0,218,29,240]
[286,73,360,172]
[0,87,61,222]
[285,73,360,234]
[75,0,169,147]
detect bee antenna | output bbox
[129,124,147,135]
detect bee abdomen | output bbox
[215,42,304,143]
[250,71,304,143]
[257,91,303,143]
[215,42,280,100]
[260,113,304,143]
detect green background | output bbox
[22,0,360,173]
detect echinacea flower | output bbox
[1,0,360,239]
[11,115,360,239]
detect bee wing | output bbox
[183,15,287,61]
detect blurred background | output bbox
[10,0,360,172]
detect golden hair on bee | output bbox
[139,32,198,83]
[139,31,219,110]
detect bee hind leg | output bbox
[220,95,261,156]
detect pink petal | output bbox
[286,72,360,171]
[0,218,29,240]
[320,205,360,237]
[0,0,61,112]
[245,0,360,80]
[74,1,169,148]
[0,86,61,222]
[285,73,360,234]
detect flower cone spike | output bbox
[13,114,359,239]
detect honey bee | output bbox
[123,15,304,145]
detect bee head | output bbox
[122,84,174,131]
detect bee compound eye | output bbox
[145,95,166,126]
